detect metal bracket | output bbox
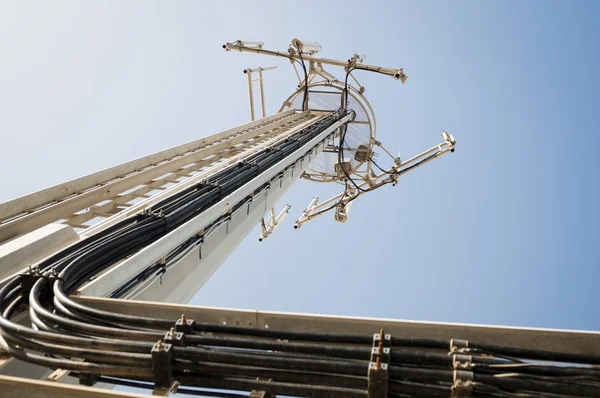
[452,354,472,370]
[153,381,179,397]
[244,66,277,121]
[151,340,174,389]
[451,370,473,398]
[164,327,184,347]
[20,268,39,304]
[450,338,469,354]
[368,330,391,397]
[78,373,99,387]
[294,196,319,229]
[175,314,195,334]
[258,204,291,241]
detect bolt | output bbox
[169,327,175,337]
[156,340,163,352]
[180,314,186,323]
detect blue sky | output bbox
[1,1,599,333]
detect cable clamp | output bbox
[151,340,174,388]
[142,208,165,220]
[450,338,469,354]
[266,146,284,154]
[452,354,472,370]
[451,370,473,398]
[164,327,185,347]
[202,180,221,189]
[20,266,42,303]
[175,314,195,334]
[79,373,99,386]
[368,329,391,398]
[48,267,64,284]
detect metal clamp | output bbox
[21,266,43,304]
[450,338,469,354]
[451,370,473,398]
[175,314,195,334]
[368,329,391,398]
[164,327,185,347]
[78,373,99,386]
[151,340,174,388]
[452,354,472,370]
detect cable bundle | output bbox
[0,110,599,397]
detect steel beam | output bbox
[77,114,351,298]
[81,112,318,237]
[0,111,297,242]
[78,296,600,357]
[0,375,148,398]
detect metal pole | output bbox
[247,71,255,121]
[226,43,407,81]
[258,69,266,118]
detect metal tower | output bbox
[0,39,597,398]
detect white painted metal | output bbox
[245,66,276,121]
[0,110,299,243]
[247,70,255,121]
[294,132,456,227]
[4,293,600,398]
[0,224,78,283]
[259,204,291,241]
[0,40,469,397]
[291,38,322,55]
[80,296,600,357]
[82,112,319,237]
[78,113,353,300]
[225,40,408,81]
[116,168,298,304]
[0,375,148,398]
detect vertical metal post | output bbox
[247,71,256,121]
[244,66,276,122]
[259,69,266,118]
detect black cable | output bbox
[1,107,597,397]
[298,50,309,111]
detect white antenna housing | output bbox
[291,38,322,55]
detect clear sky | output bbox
[1,0,599,336]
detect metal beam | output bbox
[0,375,148,398]
[78,114,352,298]
[81,112,318,238]
[225,42,407,81]
[0,111,297,242]
[78,296,600,357]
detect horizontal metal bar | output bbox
[78,296,600,357]
[0,375,149,398]
[245,66,277,73]
[226,44,403,78]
